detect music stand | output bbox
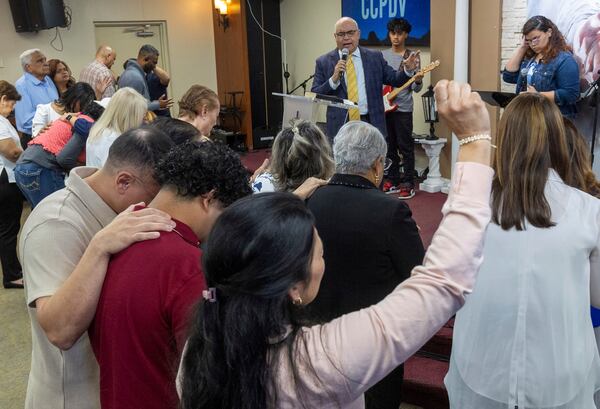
[475,91,517,108]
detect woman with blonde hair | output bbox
[86,87,147,167]
[252,120,334,193]
[445,93,600,408]
[178,85,220,139]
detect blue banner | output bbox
[342,0,431,46]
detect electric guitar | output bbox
[382,60,441,113]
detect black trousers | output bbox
[385,111,416,185]
[364,364,404,409]
[0,169,24,285]
[19,132,32,150]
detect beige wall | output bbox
[0,0,217,107]
[279,0,431,135]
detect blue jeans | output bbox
[14,162,65,208]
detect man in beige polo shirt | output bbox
[19,127,175,409]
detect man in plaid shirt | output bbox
[80,45,117,100]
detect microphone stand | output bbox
[583,71,600,165]
[289,74,315,95]
[283,63,290,95]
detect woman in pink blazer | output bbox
[179,81,493,409]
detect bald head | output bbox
[333,17,360,53]
[334,17,358,32]
[96,45,116,68]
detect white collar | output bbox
[338,48,361,59]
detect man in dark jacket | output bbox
[305,121,425,409]
[118,45,173,112]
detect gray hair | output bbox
[333,121,387,175]
[19,49,41,71]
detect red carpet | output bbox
[395,189,446,250]
[239,148,271,175]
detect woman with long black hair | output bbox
[180,80,494,409]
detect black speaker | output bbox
[8,0,66,33]
[9,0,32,32]
[246,0,283,149]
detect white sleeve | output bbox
[590,204,600,308]
[0,120,12,141]
[31,104,49,137]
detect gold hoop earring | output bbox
[375,174,380,184]
[293,297,303,306]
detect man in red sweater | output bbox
[88,141,252,409]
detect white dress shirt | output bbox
[329,48,369,115]
[446,169,600,409]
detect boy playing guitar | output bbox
[381,17,423,199]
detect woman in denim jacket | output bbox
[503,15,580,118]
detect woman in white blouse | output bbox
[31,82,96,137]
[86,87,147,167]
[445,93,600,408]
[0,81,25,288]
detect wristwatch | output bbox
[65,114,73,122]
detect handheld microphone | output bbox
[340,48,349,82]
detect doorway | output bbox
[93,21,173,100]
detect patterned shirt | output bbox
[79,60,116,99]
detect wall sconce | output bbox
[214,0,230,31]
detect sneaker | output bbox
[383,181,401,194]
[397,184,415,200]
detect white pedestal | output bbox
[418,138,449,194]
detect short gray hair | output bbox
[333,121,387,175]
[19,49,41,71]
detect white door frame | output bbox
[93,20,172,97]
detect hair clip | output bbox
[292,125,300,138]
[202,287,217,303]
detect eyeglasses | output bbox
[335,30,357,38]
[526,35,542,45]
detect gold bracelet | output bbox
[458,133,492,146]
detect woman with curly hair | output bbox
[503,15,580,117]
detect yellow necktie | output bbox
[345,55,361,121]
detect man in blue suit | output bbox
[311,17,419,141]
